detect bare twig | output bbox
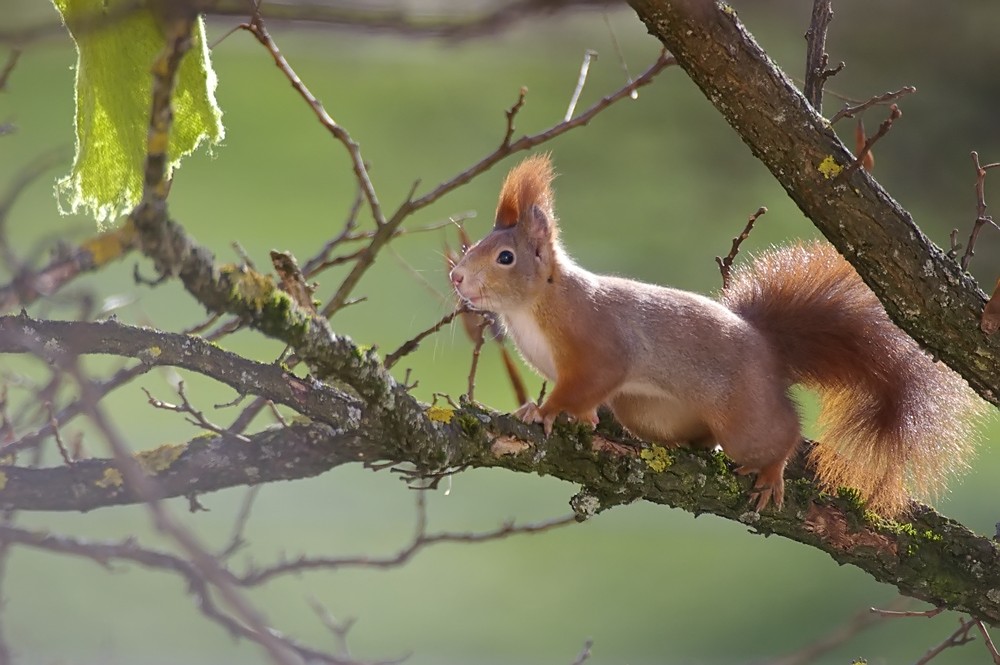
[219,486,261,560]
[829,85,917,124]
[0,49,21,92]
[835,104,901,182]
[803,0,835,111]
[767,597,909,665]
[565,49,597,121]
[308,596,358,661]
[977,621,1000,664]
[238,509,576,587]
[384,306,470,369]
[961,151,1000,271]
[716,206,767,289]
[4,363,150,455]
[466,318,492,402]
[503,87,528,148]
[46,403,74,466]
[143,383,253,444]
[915,617,976,665]
[871,605,944,619]
[569,639,594,665]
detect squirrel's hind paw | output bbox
[735,464,785,513]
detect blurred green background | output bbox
[3,2,1000,664]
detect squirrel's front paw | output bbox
[514,401,557,436]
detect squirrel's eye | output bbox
[497,250,515,266]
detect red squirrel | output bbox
[449,154,983,517]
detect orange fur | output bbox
[495,153,556,231]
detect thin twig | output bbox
[46,402,74,466]
[219,486,261,560]
[829,85,917,124]
[238,511,576,587]
[0,49,21,92]
[3,363,150,454]
[871,605,944,619]
[716,206,767,289]
[569,639,594,665]
[767,597,909,665]
[142,383,252,444]
[384,306,470,369]
[803,0,835,111]
[915,617,976,665]
[961,151,1000,271]
[466,318,491,402]
[565,50,597,122]
[503,87,528,148]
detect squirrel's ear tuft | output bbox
[495,153,556,230]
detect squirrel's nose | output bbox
[450,268,464,287]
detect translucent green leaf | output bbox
[52,0,224,226]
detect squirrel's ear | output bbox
[495,153,555,231]
[523,204,554,243]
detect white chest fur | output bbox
[502,309,557,381]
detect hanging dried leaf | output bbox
[981,278,1000,334]
[855,116,875,172]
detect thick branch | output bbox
[627,0,1000,405]
[0,389,997,627]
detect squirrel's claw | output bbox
[513,401,558,436]
[514,403,597,437]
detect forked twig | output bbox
[961,150,1000,271]
[716,206,767,289]
[384,306,470,370]
[829,85,916,124]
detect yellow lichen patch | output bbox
[134,443,184,474]
[80,221,137,265]
[95,467,123,489]
[490,435,531,456]
[0,455,14,466]
[0,471,8,491]
[138,346,162,363]
[817,155,842,179]
[221,264,278,310]
[426,405,455,424]
[640,445,671,473]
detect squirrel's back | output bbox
[721,241,983,516]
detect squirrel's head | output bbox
[450,154,561,314]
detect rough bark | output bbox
[3,314,1000,626]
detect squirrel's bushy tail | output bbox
[722,241,983,517]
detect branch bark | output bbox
[627,0,1000,405]
[2,314,1000,627]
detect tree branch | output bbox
[2,315,1000,627]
